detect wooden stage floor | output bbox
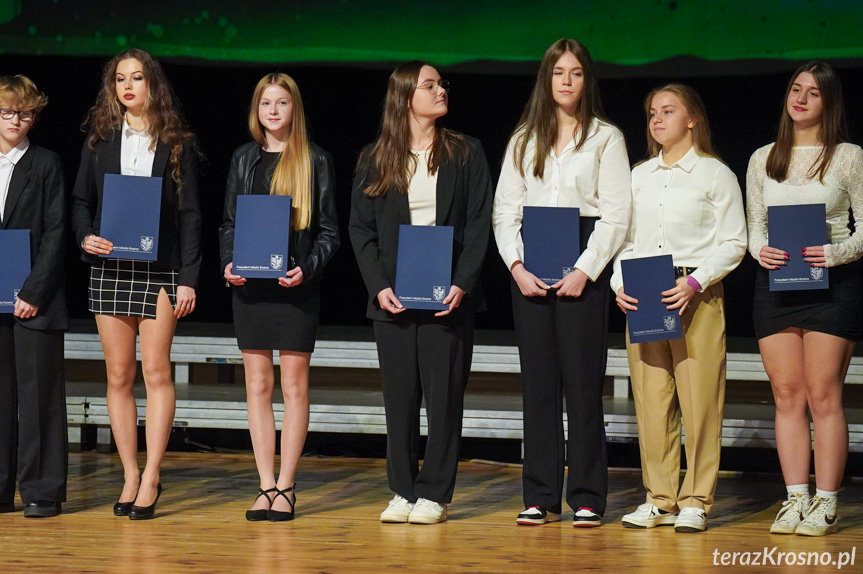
[2,452,863,573]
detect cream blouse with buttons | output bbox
[493,118,631,281]
[746,142,863,267]
[610,147,747,294]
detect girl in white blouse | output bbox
[746,62,863,537]
[493,38,631,527]
[613,84,746,533]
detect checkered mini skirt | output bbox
[89,259,177,319]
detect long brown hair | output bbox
[83,48,196,189]
[359,60,466,197]
[766,61,849,182]
[512,38,607,179]
[248,73,312,230]
[643,83,718,160]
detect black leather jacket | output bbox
[219,142,340,284]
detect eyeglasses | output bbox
[415,79,450,93]
[0,108,35,122]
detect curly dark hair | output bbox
[83,48,197,189]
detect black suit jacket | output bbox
[1,144,68,331]
[218,142,340,284]
[349,136,492,321]
[70,130,202,287]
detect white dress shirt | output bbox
[408,150,438,226]
[610,147,747,293]
[0,138,29,222]
[120,118,156,177]
[493,118,631,281]
[746,142,863,267]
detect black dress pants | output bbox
[373,310,473,504]
[0,316,68,504]
[511,265,610,515]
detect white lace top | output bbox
[746,142,863,267]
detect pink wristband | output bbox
[686,275,702,292]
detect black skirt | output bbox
[753,260,863,341]
[232,279,320,352]
[89,259,177,319]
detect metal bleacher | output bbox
[63,322,863,453]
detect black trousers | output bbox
[511,265,611,515]
[373,311,474,504]
[0,316,68,504]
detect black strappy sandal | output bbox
[245,487,278,522]
[267,484,296,522]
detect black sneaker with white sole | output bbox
[572,507,602,528]
[516,506,562,525]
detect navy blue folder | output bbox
[0,229,31,313]
[522,206,580,284]
[99,174,162,261]
[621,254,683,343]
[767,204,829,291]
[233,195,293,279]
[395,225,453,310]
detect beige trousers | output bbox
[626,282,727,514]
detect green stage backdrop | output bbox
[0,1,862,68]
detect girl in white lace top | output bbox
[745,61,862,537]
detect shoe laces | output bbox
[635,502,657,515]
[804,496,832,523]
[776,494,805,521]
[415,498,442,512]
[388,494,409,508]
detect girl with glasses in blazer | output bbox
[0,75,68,518]
[350,61,492,525]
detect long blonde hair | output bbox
[248,73,312,230]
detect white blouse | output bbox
[408,150,438,226]
[493,118,631,281]
[610,147,747,293]
[120,118,156,177]
[746,143,863,267]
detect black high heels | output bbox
[267,484,296,522]
[114,472,141,517]
[129,483,163,521]
[245,487,278,522]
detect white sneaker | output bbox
[674,506,707,532]
[622,502,677,529]
[769,493,809,534]
[380,494,413,523]
[408,498,447,524]
[795,495,838,537]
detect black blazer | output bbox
[70,130,202,287]
[218,142,340,284]
[349,135,493,321]
[1,144,68,331]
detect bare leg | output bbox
[802,330,853,491]
[272,352,311,512]
[96,314,141,503]
[134,289,177,507]
[759,329,810,486]
[242,350,277,511]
